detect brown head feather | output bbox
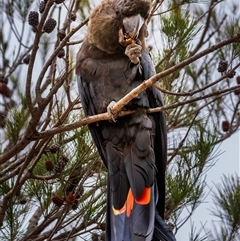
[117,0,151,19]
[87,0,151,54]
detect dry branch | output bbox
[33,84,240,139]
[0,33,239,165]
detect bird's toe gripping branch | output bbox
[107,101,117,122]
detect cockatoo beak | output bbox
[123,13,145,39]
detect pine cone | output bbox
[19,198,27,205]
[222,120,230,132]
[55,0,65,4]
[54,155,69,173]
[65,193,76,205]
[28,11,39,26]
[45,160,54,171]
[60,155,69,163]
[43,18,57,33]
[66,177,80,195]
[0,111,6,128]
[57,48,65,58]
[227,70,236,79]
[23,55,31,64]
[39,1,46,13]
[58,30,66,41]
[0,83,11,97]
[49,143,61,153]
[52,195,64,207]
[0,73,8,84]
[54,162,65,173]
[234,88,240,96]
[66,171,83,194]
[217,60,228,73]
[99,223,106,231]
[237,76,240,85]
[70,13,77,21]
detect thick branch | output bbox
[33,84,240,139]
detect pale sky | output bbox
[1,1,239,240]
[176,131,240,240]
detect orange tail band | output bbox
[112,187,151,217]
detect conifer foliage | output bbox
[0,0,239,240]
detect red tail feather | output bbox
[112,187,151,217]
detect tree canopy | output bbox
[0,0,239,240]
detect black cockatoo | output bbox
[76,0,176,240]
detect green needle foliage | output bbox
[209,174,240,241]
[0,0,239,240]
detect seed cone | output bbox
[234,88,240,96]
[49,143,61,153]
[227,70,236,79]
[0,111,6,128]
[28,11,39,26]
[57,48,65,58]
[66,193,76,205]
[23,55,31,64]
[217,60,228,73]
[54,155,69,173]
[39,1,46,13]
[45,160,54,171]
[58,30,66,41]
[19,198,27,205]
[52,195,64,207]
[222,120,230,132]
[43,18,57,33]
[0,83,11,97]
[236,76,240,85]
[70,13,77,21]
[0,74,8,84]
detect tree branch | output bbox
[32,84,240,140]
[111,33,240,116]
